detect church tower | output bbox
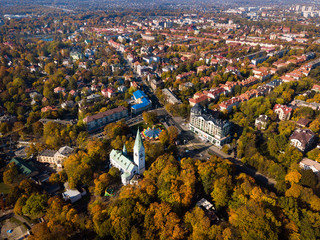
[134,129,145,174]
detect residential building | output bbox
[312,84,320,92]
[54,87,65,94]
[255,115,268,130]
[273,104,292,121]
[162,88,182,104]
[83,106,128,132]
[101,88,115,98]
[62,183,87,203]
[150,79,163,91]
[176,71,195,80]
[289,129,316,152]
[291,99,320,111]
[41,106,58,113]
[0,115,17,124]
[189,92,208,107]
[189,104,232,147]
[109,130,145,185]
[204,88,228,101]
[300,158,320,174]
[296,118,311,128]
[219,97,241,112]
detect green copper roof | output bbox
[122,144,127,155]
[110,150,136,173]
[134,129,144,150]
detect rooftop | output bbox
[83,106,127,123]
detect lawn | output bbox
[0,182,11,194]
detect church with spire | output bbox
[109,129,145,185]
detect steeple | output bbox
[134,128,144,151]
[122,144,127,156]
[133,129,145,174]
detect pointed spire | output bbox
[134,129,144,150]
[122,144,127,155]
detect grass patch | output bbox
[0,182,11,194]
[9,217,22,225]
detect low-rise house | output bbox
[204,88,228,101]
[62,183,87,203]
[118,85,127,93]
[289,129,316,152]
[291,99,320,111]
[196,198,219,222]
[179,82,194,91]
[54,87,65,94]
[266,79,283,88]
[240,76,259,87]
[87,94,101,103]
[0,115,17,124]
[200,76,211,84]
[273,104,292,121]
[61,100,74,109]
[255,115,268,130]
[312,84,320,92]
[189,93,208,107]
[296,118,311,128]
[41,106,58,113]
[219,97,241,112]
[197,65,209,74]
[300,158,320,175]
[176,71,195,80]
[83,106,128,132]
[101,88,115,98]
[252,67,271,81]
[150,79,163,91]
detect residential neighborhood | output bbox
[0,0,320,239]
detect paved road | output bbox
[112,46,277,189]
[162,108,277,188]
[0,209,32,229]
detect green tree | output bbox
[22,193,48,218]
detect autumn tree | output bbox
[3,162,19,184]
[104,120,129,139]
[142,111,158,126]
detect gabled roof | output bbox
[83,106,127,123]
[300,158,320,172]
[110,149,136,173]
[290,129,316,148]
[10,158,37,176]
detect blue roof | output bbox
[133,90,147,100]
[132,97,151,110]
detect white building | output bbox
[300,158,320,174]
[189,104,232,147]
[255,115,268,130]
[109,130,145,185]
[37,146,73,168]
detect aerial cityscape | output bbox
[0,0,320,239]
